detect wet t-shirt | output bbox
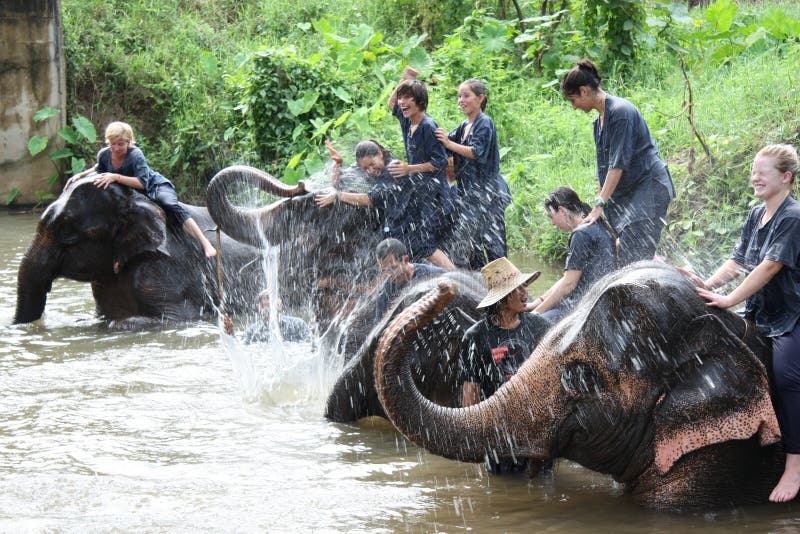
[459,313,551,400]
[593,94,674,229]
[563,221,617,309]
[96,146,171,201]
[732,195,800,337]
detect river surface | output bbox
[1,211,798,532]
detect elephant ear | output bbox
[653,314,781,475]
[113,196,169,271]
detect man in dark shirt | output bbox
[374,238,446,323]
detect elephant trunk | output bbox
[14,235,57,324]
[375,282,544,463]
[206,165,309,247]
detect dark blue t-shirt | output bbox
[594,95,674,228]
[367,168,413,236]
[447,113,503,200]
[563,221,617,309]
[375,263,446,322]
[96,146,171,201]
[459,313,551,400]
[732,195,800,337]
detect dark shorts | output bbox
[771,320,800,453]
[152,183,190,226]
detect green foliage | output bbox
[581,0,647,67]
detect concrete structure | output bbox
[1,0,65,206]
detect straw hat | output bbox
[476,257,540,308]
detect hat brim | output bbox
[476,270,541,308]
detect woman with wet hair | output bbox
[386,68,456,270]
[680,144,800,503]
[530,186,616,322]
[435,78,511,269]
[561,59,674,266]
[317,139,414,253]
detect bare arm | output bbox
[93,173,145,190]
[697,259,783,308]
[534,270,582,313]
[315,190,373,208]
[584,168,622,224]
[434,127,475,159]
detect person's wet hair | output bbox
[376,238,407,261]
[355,140,393,166]
[544,186,591,216]
[396,79,429,111]
[560,59,602,97]
[461,79,488,111]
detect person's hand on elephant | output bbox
[695,286,734,308]
[63,166,96,190]
[388,159,409,178]
[315,191,338,208]
[675,266,709,289]
[93,172,120,189]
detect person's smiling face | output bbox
[565,86,595,113]
[397,94,421,120]
[357,154,385,177]
[457,84,483,117]
[751,154,792,201]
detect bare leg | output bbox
[183,217,217,258]
[426,248,455,271]
[770,453,800,502]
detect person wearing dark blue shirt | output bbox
[531,187,616,323]
[65,121,217,262]
[316,140,414,245]
[680,144,800,503]
[387,70,456,270]
[435,79,511,269]
[373,238,446,323]
[561,60,674,266]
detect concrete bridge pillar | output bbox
[0,0,65,206]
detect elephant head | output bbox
[324,270,485,422]
[375,261,785,511]
[206,165,385,326]
[14,177,166,324]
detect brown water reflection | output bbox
[0,211,798,531]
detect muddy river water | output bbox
[0,211,797,532]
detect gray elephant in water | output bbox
[374,261,791,512]
[14,176,263,329]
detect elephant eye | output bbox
[560,362,604,397]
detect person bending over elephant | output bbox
[561,60,674,266]
[223,288,311,344]
[374,238,445,323]
[317,140,416,254]
[65,121,217,262]
[435,78,511,269]
[387,68,456,270]
[531,187,616,323]
[460,257,551,472]
[680,144,800,503]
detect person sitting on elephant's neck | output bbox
[223,289,311,344]
[680,144,800,504]
[65,121,217,263]
[324,138,386,193]
[530,187,617,323]
[317,140,414,252]
[374,238,445,323]
[460,257,551,474]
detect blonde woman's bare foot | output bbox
[204,246,218,258]
[770,454,800,502]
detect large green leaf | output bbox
[705,0,737,33]
[58,126,80,144]
[28,136,49,156]
[72,116,97,143]
[287,90,319,116]
[49,148,74,160]
[34,107,60,122]
[480,21,512,53]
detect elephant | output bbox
[14,175,265,329]
[205,165,487,421]
[374,261,791,512]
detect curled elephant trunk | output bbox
[206,165,308,248]
[375,281,543,463]
[14,236,56,324]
